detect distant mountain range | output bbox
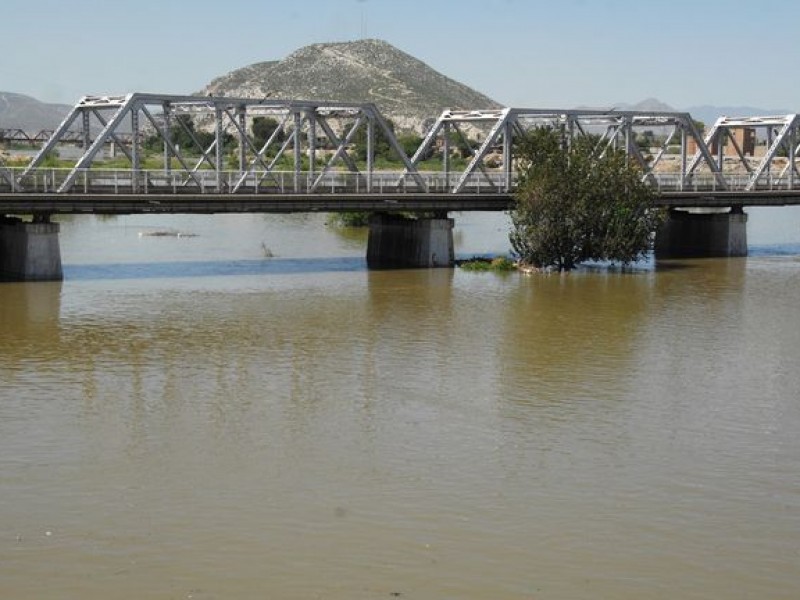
[0,42,794,134]
[613,98,792,128]
[0,92,71,131]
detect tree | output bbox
[352,118,396,162]
[251,117,284,150]
[162,115,232,154]
[510,127,663,271]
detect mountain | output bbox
[619,98,678,113]
[202,39,502,132]
[578,97,794,125]
[0,92,71,131]
[683,104,793,128]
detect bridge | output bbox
[1,93,799,280]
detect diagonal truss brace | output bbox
[746,115,798,190]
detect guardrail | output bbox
[0,168,516,195]
[652,173,798,192]
[0,167,797,195]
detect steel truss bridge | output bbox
[1,93,799,214]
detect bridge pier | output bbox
[655,208,748,259]
[0,216,63,281]
[367,213,454,268]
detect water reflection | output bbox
[64,256,365,280]
[496,271,655,407]
[0,281,62,329]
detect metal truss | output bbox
[7,93,425,194]
[410,108,799,193]
[686,114,800,190]
[1,92,798,196]
[402,108,727,192]
[1,128,140,145]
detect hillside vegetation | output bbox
[203,39,502,132]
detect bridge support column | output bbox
[367,213,454,268]
[0,216,63,281]
[655,208,747,259]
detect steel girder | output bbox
[9,93,427,194]
[7,95,412,193]
[403,108,722,193]
[3,94,799,196]
[685,114,800,191]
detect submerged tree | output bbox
[510,127,663,271]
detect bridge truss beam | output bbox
[5,93,429,195]
[402,108,731,193]
[1,93,799,197]
[686,114,800,192]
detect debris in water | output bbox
[138,229,197,238]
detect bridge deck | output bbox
[2,190,800,215]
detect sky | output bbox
[1,0,797,111]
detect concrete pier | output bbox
[655,208,748,259]
[0,217,63,281]
[367,214,454,268]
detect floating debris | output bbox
[138,229,197,238]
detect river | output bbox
[1,209,799,599]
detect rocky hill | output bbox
[203,39,502,132]
[0,92,71,131]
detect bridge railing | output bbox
[650,173,798,192]
[0,168,517,195]
[1,166,796,196]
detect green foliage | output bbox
[397,133,425,159]
[40,149,61,168]
[459,256,517,272]
[144,114,233,155]
[252,117,285,149]
[510,127,664,271]
[352,119,398,162]
[326,212,372,227]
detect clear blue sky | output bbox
[1,0,797,110]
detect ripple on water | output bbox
[2,237,800,598]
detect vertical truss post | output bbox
[293,111,302,192]
[163,103,172,175]
[624,118,632,164]
[308,111,316,188]
[366,115,374,192]
[82,110,91,150]
[766,127,773,180]
[790,122,796,189]
[680,125,687,191]
[131,106,141,193]
[567,116,575,148]
[503,119,513,192]
[214,106,224,192]
[443,122,450,190]
[237,106,247,174]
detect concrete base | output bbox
[0,217,63,281]
[367,214,454,268]
[655,208,748,259]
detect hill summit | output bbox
[203,39,502,132]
